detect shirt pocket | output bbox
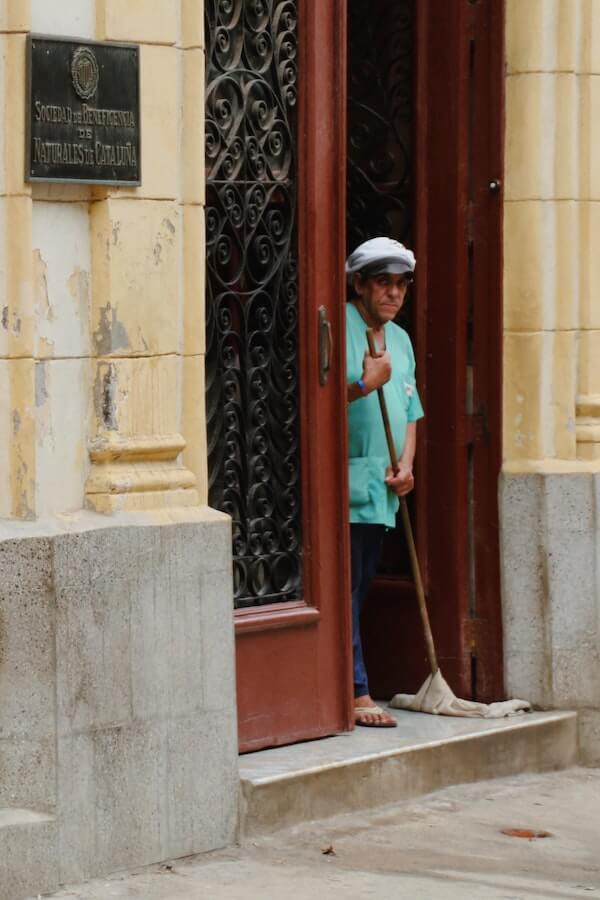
[348,456,370,507]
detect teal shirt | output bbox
[346,302,424,527]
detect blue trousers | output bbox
[351,523,385,698]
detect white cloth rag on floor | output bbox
[389,670,531,718]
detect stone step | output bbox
[239,709,577,836]
[0,809,58,900]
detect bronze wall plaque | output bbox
[26,35,141,186]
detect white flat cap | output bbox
[345,237,416,279]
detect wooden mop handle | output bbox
[365,328,439,675]
[398,497,439,675]
[365,330,399,476]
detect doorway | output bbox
[355,0,505,704]
[204,0,505,754]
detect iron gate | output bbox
[205,0,302,609]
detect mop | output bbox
[365,329,530,719]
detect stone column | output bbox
[576,11,600,459]
[502,0,600,765]
[181,0,209,502]
[86,1,201,512]
[504,0,580,463]
[0,4,35,519]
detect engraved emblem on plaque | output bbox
[71,46,99,101]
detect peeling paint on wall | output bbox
[67,268,90,316]
[33,249,55,322]
[39,337,55,357]
[93,303,130,355]
[153,218,176,267]
[94,362,119,431]
[35,362,48,408]
[35,360,54,450]
[13,455,35,521]
[1,307,21,334]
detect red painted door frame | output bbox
[235,0,352,753]
[417,0,505,702]
[465,0,505,701]
[363,0,505,703]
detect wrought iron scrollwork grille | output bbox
[347,0,413,253]
[205,0,302,609]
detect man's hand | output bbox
[362,349,391,393]
[385,463,414,497]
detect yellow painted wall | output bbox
[504,0,600,469]
[0,0,208,519]
[7,1,596,513]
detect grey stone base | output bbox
[0,811,58,900]
[500,472,600,764]
[578,708,600,766]
[0,510,238,900]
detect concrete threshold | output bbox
[239,708,577,836]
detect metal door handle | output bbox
[318,305,333,386]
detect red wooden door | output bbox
[205,0,352,753]
[358,0,505,703]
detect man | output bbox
[346,237,424,727]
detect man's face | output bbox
[353,272,411,326]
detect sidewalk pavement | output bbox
[43,768,600,900]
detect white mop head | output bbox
[389,670,531,718]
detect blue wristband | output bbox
[356,378,367,393]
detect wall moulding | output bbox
[576,394,600,460]
[503,458,600,475]
[85,430,199,513]
[88,431,187,464]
